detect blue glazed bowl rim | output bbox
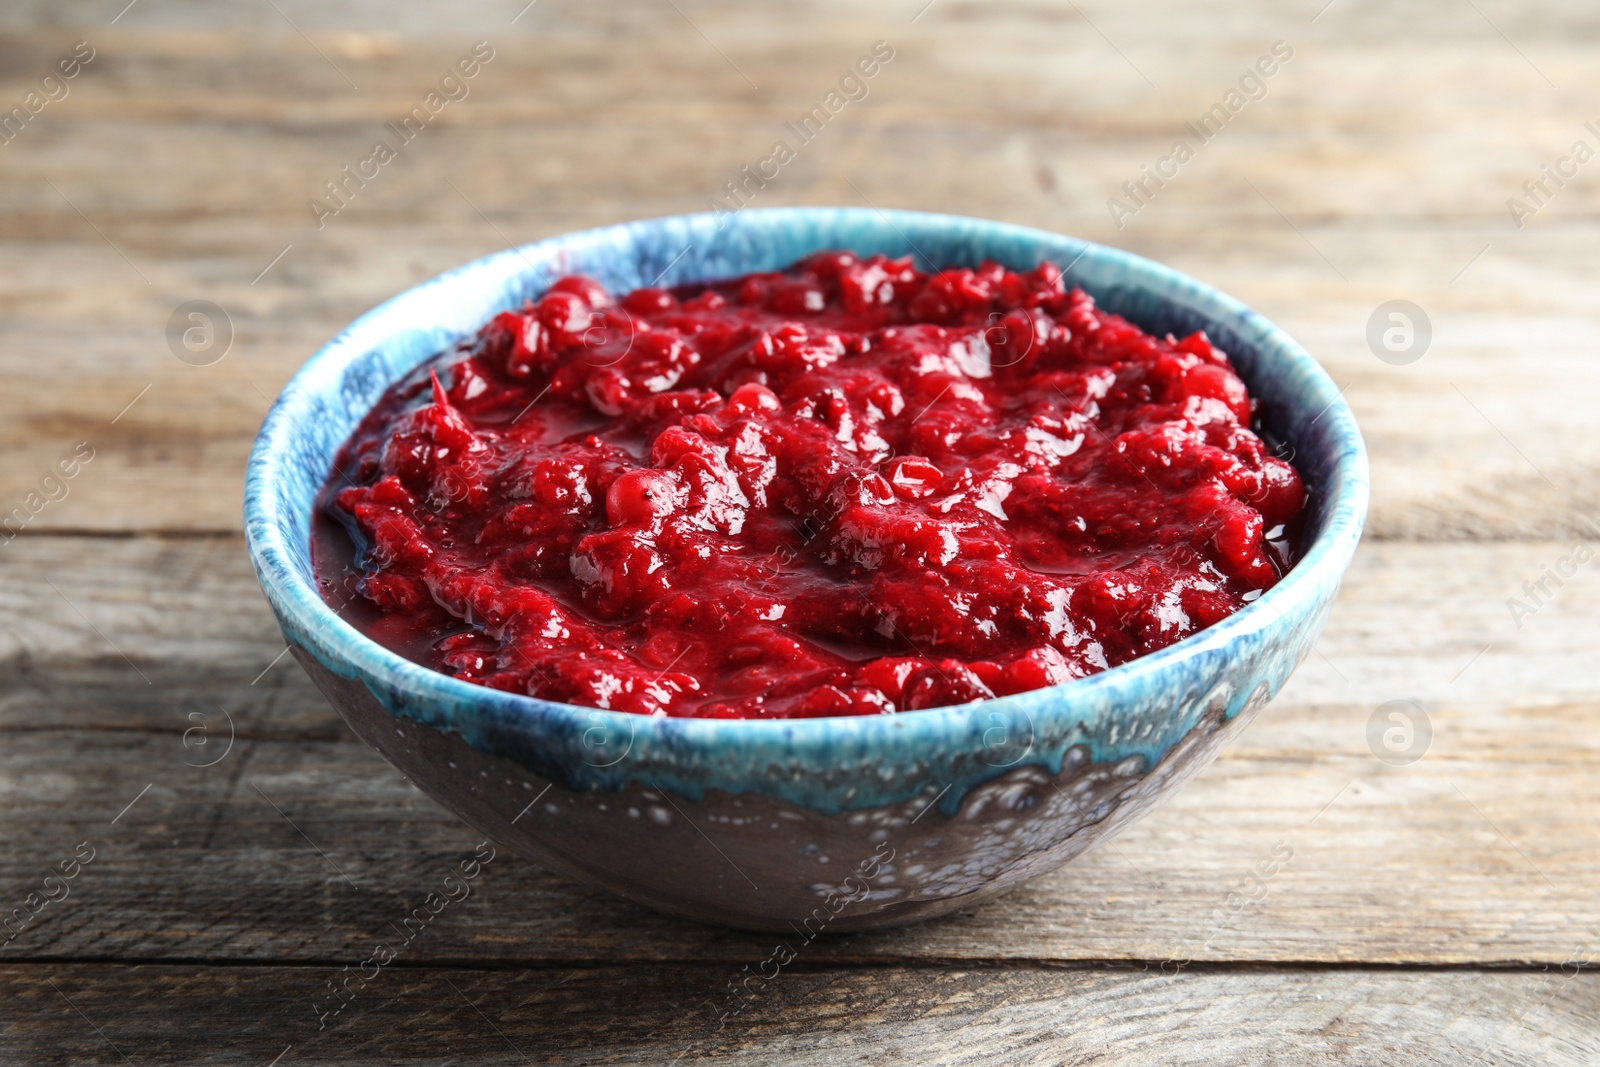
[244,207,1368,762]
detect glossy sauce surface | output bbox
[314,252,1305,718]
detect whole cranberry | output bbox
[606,469,678,526]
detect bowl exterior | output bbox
[292,645,1288,931]
[245,208,1367,931]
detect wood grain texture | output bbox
[2,537,1597,966]
[6,963,1598,1067]
[3,1,1598,1060]
[0,2,1598,537]
[2,724,1596,968]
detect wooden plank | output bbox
[7,226,1598,544]
[0,714,1594,967]
[3,536,1597,965]
[0,11,1598,536]
[6,963,1598,1066]
[4,221,1597,541]
[3,1,1596,1060]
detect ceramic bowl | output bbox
[244,208,1367,932]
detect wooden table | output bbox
[4,1,1597,1062]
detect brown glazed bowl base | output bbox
[299,649,1265,933]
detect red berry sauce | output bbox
[313,252,1306,718]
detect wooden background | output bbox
[3,1,1598,1062]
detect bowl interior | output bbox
[259,208,1353,585]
